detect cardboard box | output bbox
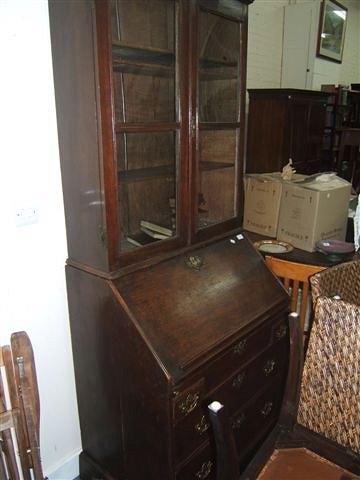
[243,173,305,237]
[277,174,351,252]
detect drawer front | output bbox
[174,406,212,463]
[173,379,205,423]
[176,444,216,480]
[203,316,287,393]
[207,338,287,413]
[231,378,284,451]
[175,379,285,479]
[174,338,288,463]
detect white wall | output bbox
[247,0,360,90]
[338,0,360,85]
[247,0,289,89]
[0,1,81,478]
[313,0,360,89]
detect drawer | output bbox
[174,406,212,463]
[174,339,287,463]
[203,316,288,393]
[175,380,284,479]
[173,379,205,423]
[207,338,288,413]
[176,443,216,480]
[231,377,284,452]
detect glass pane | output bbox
[113,70,175,123]
[117,132,177,250]
[198,11,240,123]
[198,130,237,229]
[111,0,176,123]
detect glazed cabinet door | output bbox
[190,0,248,242]
[96,0,188,268]
[51,0,250,273]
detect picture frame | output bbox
[317,0,347,63]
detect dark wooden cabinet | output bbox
[49,0,252,273]
[49,1,290,479]
[246,88,329,175]
[66,237,289,480]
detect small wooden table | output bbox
[245,231,359,268]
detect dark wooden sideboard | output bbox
[246,88,329,175]
[49,0,290,478]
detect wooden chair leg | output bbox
[208,401,240,480]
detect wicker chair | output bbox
[310,259,360,306]
[208,262,360,480]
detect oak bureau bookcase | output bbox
[49,1,289,479]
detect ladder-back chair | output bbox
[265,256,325,339]
[0,332,44,480]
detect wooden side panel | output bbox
[66,266,124,478]
[109,286,173,480]
[66,266,172,480]
[246,94,287,173]
[49,0,108,271]
[246,89,328,175]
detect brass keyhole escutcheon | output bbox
[185,255,204,271]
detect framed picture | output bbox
[317,0,347,63]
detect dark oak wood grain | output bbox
[48,1,295,479]
[246,89,329,175]
[49,0,110,271]
[66,235,288,479]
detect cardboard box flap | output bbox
[244,172,306,184]
[294,173,351,191]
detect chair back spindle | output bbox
[0,332,44,480]
[265,256,325,337]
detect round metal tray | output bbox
[253,239,294,254]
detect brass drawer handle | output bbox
[195,415,210,435]
[195,461,213,479]
[233,339,247,355]
[263,359,276,376]
[179,392,200,415]
[232,372,245,389]
[275,324,287,340]
[261,401,273,417]
[232,412,245,430]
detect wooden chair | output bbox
[265,256,325,338]
[208,303,360,480]
[0,332,44,480]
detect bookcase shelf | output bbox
[112,42,175,77]
[119,164,174,183]
[200,57,237,80]
[112,42,174,65]
[118,161,234,184]
[200,161,234,171]
[112,42,237,80]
